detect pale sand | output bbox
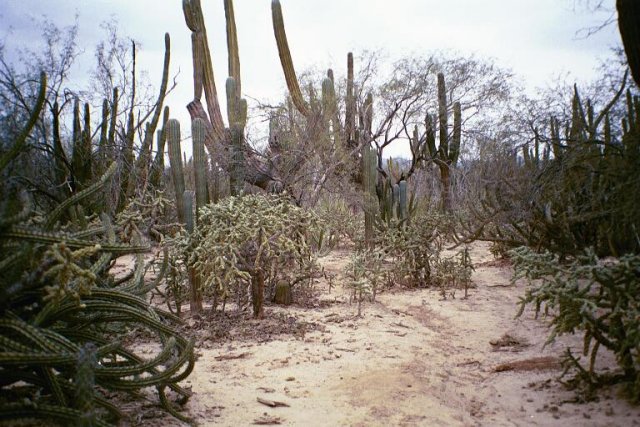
[131,241,640,426]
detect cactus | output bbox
[426,72,462,211]
[345,52,356,147]
[362,143,377,246]
[166,118,205,313]
[226,77,247,196]
[135,33,171,192]
[75,343,97,427]
[1,110,194,424]
[149,106,170,189]
[271,0,310,118]
[167,119,186,224]
[0,72,46,172]
[398,180,408,224]
[50,100,69,196]
[192,118,210,217]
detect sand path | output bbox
[141,241,640,426]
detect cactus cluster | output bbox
[183,0,280,193]
[0,75,194,425]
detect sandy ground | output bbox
[135,242,640,426]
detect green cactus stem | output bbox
[362,143,377,246]
[398,180,408,225]
[166,119,186,224]
[149,107,170,189]
[192,118,210,217]
[345,52,355,147]
[135,33,171,192]
[224,0,241,95]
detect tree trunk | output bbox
[189,266,203,314]
[440,164,452,212]
[251,269,265,318]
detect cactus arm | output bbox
[183,0,226,141]
[0,72,46,172]
[437,73,449,157]
[450,101,461,165]
[136,33,171,186]
[224,0,241,95]
[345,52,355,146]
[44,162,117,229]
[271,0,310,117]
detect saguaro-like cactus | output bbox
[426,72,461,212]
[226,77,247,196]
[362,144,377,246]
[166,118,206,313]
[192,118,210,217]
[167,119,187,224]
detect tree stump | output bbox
[273,281,292,305]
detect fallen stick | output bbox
[390,322,411,329]
[215,352,252,361]
[335,347,356,353]
[257,397,290,408]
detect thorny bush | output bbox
[167,194,320,317]
[512,246,640,402]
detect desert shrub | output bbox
[169,194,320,317]
[512,246,640,401]
[432,246,475,299]
[344,248,389,316]
[374,211,451,287]
[461,85,640,258]
[314,196,362,248]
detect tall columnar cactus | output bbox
[426,72,461,211]
[224,0,241,95]
[70,99,93,191]
[192,118,210,217]
[149,106,170,189]
[398,180,408,224]
[134,33,171,193]
[165,118,205,313]
[226,77,247,196]
[345,52,356,147]
[167,119,186,224]
[362,143,377,246]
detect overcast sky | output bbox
[0,0,622,152]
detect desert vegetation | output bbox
[0,0,639,425]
